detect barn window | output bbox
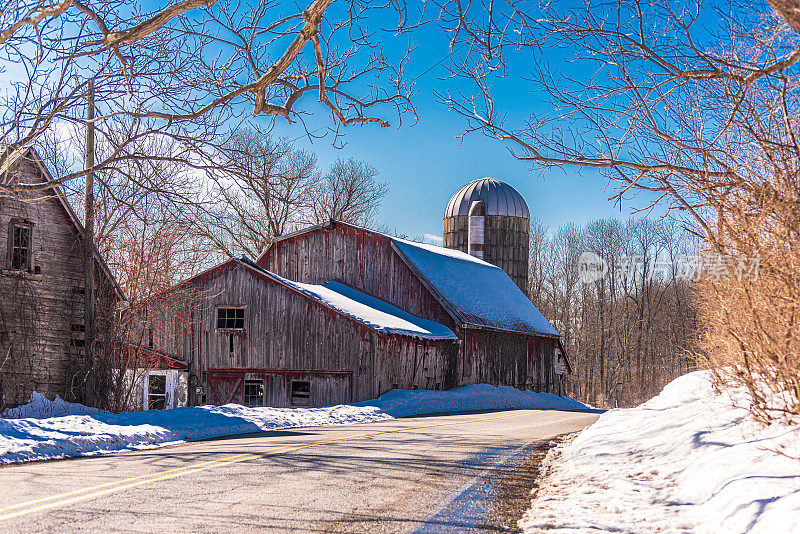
[9,220,33,271]
[216,307,245,330]
[147,374,167,410]
[290,380,310,407]
[69,323,85,348]
[244,380,264,406]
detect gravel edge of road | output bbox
[491,433,579,533]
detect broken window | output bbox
[148,374,167,410]
[244,379,264,407]
[290,380,310,407]
[9,221,32,271]
[69,323,85,348]
[216,307,245,330]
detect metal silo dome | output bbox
[444,178,530,219]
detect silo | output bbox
[443,178,530,293]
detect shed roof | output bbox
[389,236,559,336]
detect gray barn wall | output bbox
[0,158,115,407]
[460,329,563,394]
[259,224,458,332]
[143,262,459,407]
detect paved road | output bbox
[0,409,598,533]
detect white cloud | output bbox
[424,233,444,246]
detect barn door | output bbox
[207,371,244,405]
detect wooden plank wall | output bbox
[444,214,529,293]
[0,158,116,407]
[165,264,461,406]
[461,329,563,394]
[260,224,458,331]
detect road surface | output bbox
[0,409,599,533]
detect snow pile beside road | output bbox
[2,392,107,419]
[356,383,590,417]
[519,371,800,534]
[0,403,392,465]
[0,384,589,465]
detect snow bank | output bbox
[357,384,589,417]
[0,385,589,465]
[0,403,392,465]
[520,371,800,534]
[2,392,107,419]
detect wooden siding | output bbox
[0,157,116,407]
[460,329,564,394]
[259,223,458,332]
[143,262,459,407]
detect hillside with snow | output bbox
[520,371,800,534]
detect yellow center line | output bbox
[0,410,531,522]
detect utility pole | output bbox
[84,78,96,406]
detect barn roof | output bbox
[389,236,559,336]
[239,259,458,340]
[0,146,126,302]
[259,220,559,337]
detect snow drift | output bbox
[520,370,800,534]
[0,385,590,465]
[356,384,588,416]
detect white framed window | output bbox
[244,379,264,406]
[148,374,167,410]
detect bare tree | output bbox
[0,0,416,195]
[442,0,800,418]
[530,217,699,408]
[203,129,317,258]
[307,158,388,226]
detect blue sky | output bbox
[263,21,648,241]
[0,0,655,240]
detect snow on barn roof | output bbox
[388,236,559,337]
[258,220,561,337]
[240,259,457,340]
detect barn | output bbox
[141,218,570,409]
[0,147,124,408]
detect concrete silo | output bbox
[443,178,530,293]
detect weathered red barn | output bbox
[143,219,570,408]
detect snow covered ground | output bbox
[0,384,589,465]
[519,371,800,534]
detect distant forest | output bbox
[528,217,699,408]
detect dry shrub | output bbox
[698,180,800,423]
